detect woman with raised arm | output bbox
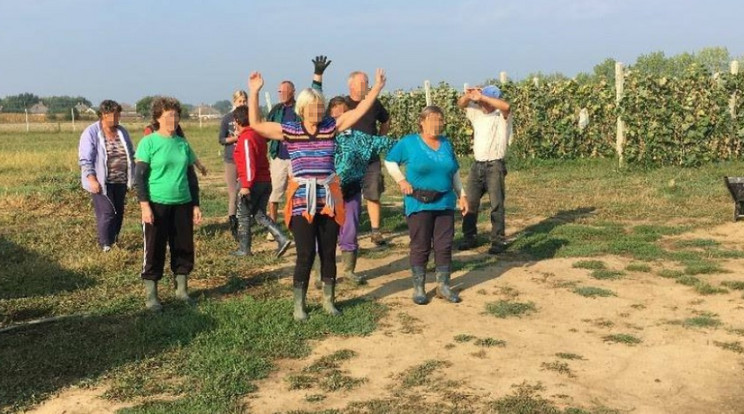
[247,67,386,321]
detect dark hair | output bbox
[150,96,182,129]
[97,99,122,118]
[232,105,249,127]
[280,80,295,91]
[418,105,445,132]
[326,96,348,116]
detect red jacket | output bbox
[234,127,271,188]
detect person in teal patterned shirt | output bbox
[312,96,396,287]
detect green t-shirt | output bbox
[135,132,197,205]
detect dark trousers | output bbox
[407,209,455,268]
[236,181,272,233]
[141,202,194,281]
[462,160,506,243]
[290,214,339,288]
[91,183,127,247]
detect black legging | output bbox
[406,209,455,268]
[290,214,339,288]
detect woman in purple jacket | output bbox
[78,100,135,252]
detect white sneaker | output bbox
[102,245,112,252]
[266,232,275,241]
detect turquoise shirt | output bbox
[386,134,458,216]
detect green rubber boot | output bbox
[312,255,322,290]
[322,281,341,316]
[144,279,163,312]
[293,285,308,321]
[342,250,365,285]
[411,266,428,305]
[175,274,195,305]
[435,266,461,303]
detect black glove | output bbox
[312,55,331,75]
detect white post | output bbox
[615,62,625,167]
[199,106,203,129]
[499,71,508,85]
[424,80,432,106]
[264,91,272,112]
[730,61,739,118]
[463,83,469,93]
[25,108,29,133]
[579,108,589,130]
[533,76,540,87]
[71,107,75,131]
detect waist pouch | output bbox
[410,189,446,203]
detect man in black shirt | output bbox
[345,71,391,246]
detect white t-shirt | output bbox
[465,104,512,161]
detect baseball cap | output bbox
[481,85,501,99]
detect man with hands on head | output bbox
[457,85,512,255]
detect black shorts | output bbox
[362,158,385,201]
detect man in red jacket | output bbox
[232,105,291,257]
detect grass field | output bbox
[1,123,744,413]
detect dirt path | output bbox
[26,223,744,414]
[248,223,744,414]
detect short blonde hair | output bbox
[294,88,326,117]
[232,90,248,104]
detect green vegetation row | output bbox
[380,68,744,167]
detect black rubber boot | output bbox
[293,284,308,321]
[256,211,291,258]
[411,266,428,305]
[341,250,365,285]
[435,266,461,303]
[229,215,238,242]
[232,216,252,257]
[322,281,341,316]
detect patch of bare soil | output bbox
[248,223,744,414]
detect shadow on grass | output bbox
[360,207,596,300]
[0,236,95,301]
[0,306,215,412]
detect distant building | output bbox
[119,103,140,118]
[75,103,96,115]
[29,102,48,114]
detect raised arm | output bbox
[336,69,387,132]
[247,72,284,140]
[457,91,475,109]
[312,55,331,89]
[472,89,510,118]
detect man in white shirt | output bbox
[457,85,512,254]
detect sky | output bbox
[1,0,743,107]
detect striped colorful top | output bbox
[282,117,337,216]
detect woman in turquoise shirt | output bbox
[384,106,468,305]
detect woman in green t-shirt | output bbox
[134,96,202,312]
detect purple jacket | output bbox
[78,121,135,195]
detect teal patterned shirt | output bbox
[335,130,396,188]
